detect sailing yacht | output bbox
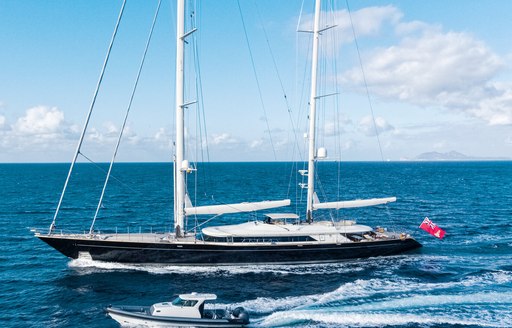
[36,0,421,265]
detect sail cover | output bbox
[185,199,291,215]
[265,213,300,220]
[313,197,396,210]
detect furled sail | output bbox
[185,199,291,215]
[313,197,396,210]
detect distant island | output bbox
[414,151,509,161]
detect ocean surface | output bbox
[1,161,511,327]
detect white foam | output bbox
[228,271,512,315]
[258,311,511,327]
[67,258,365,276]
[228,279,418,314]
[223,295,316,315]
[67,259,512,327]
[69,254,481,277]
[339,291,512,312]
[462,233,512,245]
[68,258,251,275]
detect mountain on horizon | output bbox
[415,151,509,161]
[416,151,469,160]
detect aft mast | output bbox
[174,0,186,237]
[305,0,322,223]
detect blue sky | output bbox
[1,0,511,162]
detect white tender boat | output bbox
[106,293,249,327]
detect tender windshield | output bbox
[172,297,198,307]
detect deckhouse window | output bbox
[203,234,315,243]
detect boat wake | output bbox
[67,258,512,327]
[232,271,512,327]
[256,310,510,328]
[67,258,367,276]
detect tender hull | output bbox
[106,306,246,327]
[36,233,421,265]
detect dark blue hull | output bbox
[37,234,422,265]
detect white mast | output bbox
[306,0,322,222]
[174,0,186,237]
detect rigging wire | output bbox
[296,0,315,207]
[325,0,344,220]
[190,0,199,236]
[253,2,302,162]
[191,1,212,189]
[190,0,212,233]
[89,0,162,234]
[78,152,138,194]
[48,0,127,234]
[236,0,277,161]
[186,213,221,233]
[325,0,344,213]
[185,0,214,232]
[345,0,397,227]
[252,1,303,209]
[345,0,384,161]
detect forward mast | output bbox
[305,0,322,223]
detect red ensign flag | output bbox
[419,217,446,239]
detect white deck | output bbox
[37,220,397,245]
[202,221,373,238]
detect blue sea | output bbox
[1,161,511,327]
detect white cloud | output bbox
[153,127,172,150]
[345,31,503,102]
[343,6,402,40]
[154,127,167,141]
[395,20,439,36]
[249,139,264,149]
[0,106,79,161]
[322,114,351,137]
[104,121,119,137]
[0,105,153,161]
[210,133,238,146]
[278,141,291,152]
[154,127,170,142]
[84,122,141,146]
[87,127,103,143]
[246,137,288,153]
[342,139,356,151]
[470,82,512,125]
[298,5,402,44]
[0,114,8,131]
[358,115,394,136]
[324,121,338,137]
[121,125,139,144]
[342,12,512,126]
[14,106,64,135]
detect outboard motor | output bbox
[229,307,250,325]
